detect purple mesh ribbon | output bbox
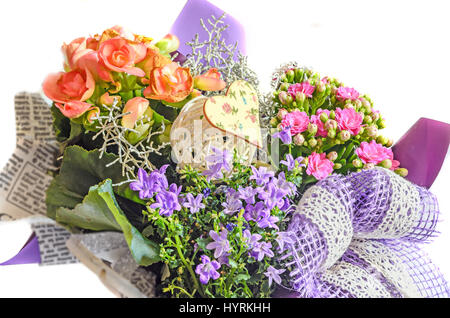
[403,186,440,242]
[342,169,392,235]
[277,213,328,297]
[381,240,450,298]
[278,168,447,298]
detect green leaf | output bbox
[50,104,83,146]
[56,179,160,266]
[96,179,160,265]
[45,145,145,219]
[55,180,122,232]
[234,273,251,283]
[51,104,70,142]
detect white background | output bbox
[0,0,449,297]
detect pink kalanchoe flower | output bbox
[280,110,310,135]
[356,140,395,166]
[306,152,334,180]
[336,86,360,101]
[335,107,363,135]
[287,82,315,98]
[310,109,331,137]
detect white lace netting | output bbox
[296,185,353,270]
[348,239,421,297]
[320,261,391,298]
[354,168,421,239]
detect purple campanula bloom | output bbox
[238,186,259,205]
[243,201,267,223]
[225,223,236,232]
[205,147,232,171]
[249,166,275,186]
[221,188,242,215]
[259,183,286,210]
[150,189,182,217]
[183,193,205,214]
[257,214,280,230]
[280,197,293,212]
[195,255,221,284]
[272,172,296,196]
[217,251,231,267]
[203,188,211,197]
[250,241,274,261]
[264,266,285,287]
[129,165,170,199]
[206,229,231,258]
[202,163,224,181]
[129,168,153,199]
[280,154,305,172]
[243,230,262,249]
[275,231,295,252]
[272,128,292,145]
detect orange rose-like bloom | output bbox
[55,101,93,119]
[194,68,226,91]
[138,47,172,79]
[42,68,95,104]
[121,97,149,129]
[62,37,93,71]
[98,38,145,77]
[144,62,193,103]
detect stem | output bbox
[171,285,195,298]
[174,234,205,297]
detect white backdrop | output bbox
[0,0,449,297]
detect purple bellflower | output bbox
[195,255,221,284]
[264,266,285,287]
[206,229,231,258]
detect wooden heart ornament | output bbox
[203,80,263,148]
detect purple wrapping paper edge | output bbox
[0,235,41,266]
[170,0,246,57]
[392,118,450,189]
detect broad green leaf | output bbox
[55,179,160,265]
[50,104,83,145]
[50,104,70,142]
[45,145,144,219]
[96,179,160,265]
[55,180,121,231]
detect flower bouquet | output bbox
[29,0,450,298]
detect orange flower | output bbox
[99,92,121,107]
[42,68,95,103]
[62,37,93,71]
[143,62,193,103]
[121,97,149,129]
[98,38,145,77]
[137,47,172,79]
[55,101,93,119]
[194,68,226,91]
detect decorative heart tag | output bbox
[203,80,262,148]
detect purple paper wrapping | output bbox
[170,0,246,57]
[392,118,450,188]
[0,235,41,265]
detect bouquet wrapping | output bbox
[1,0,449,299]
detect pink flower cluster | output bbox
[280,110,310,135]
[335,107,363,135]
[306,152,334,180]
[356,140,400,169]
[287,82,315,98]
[336,86,360,101]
